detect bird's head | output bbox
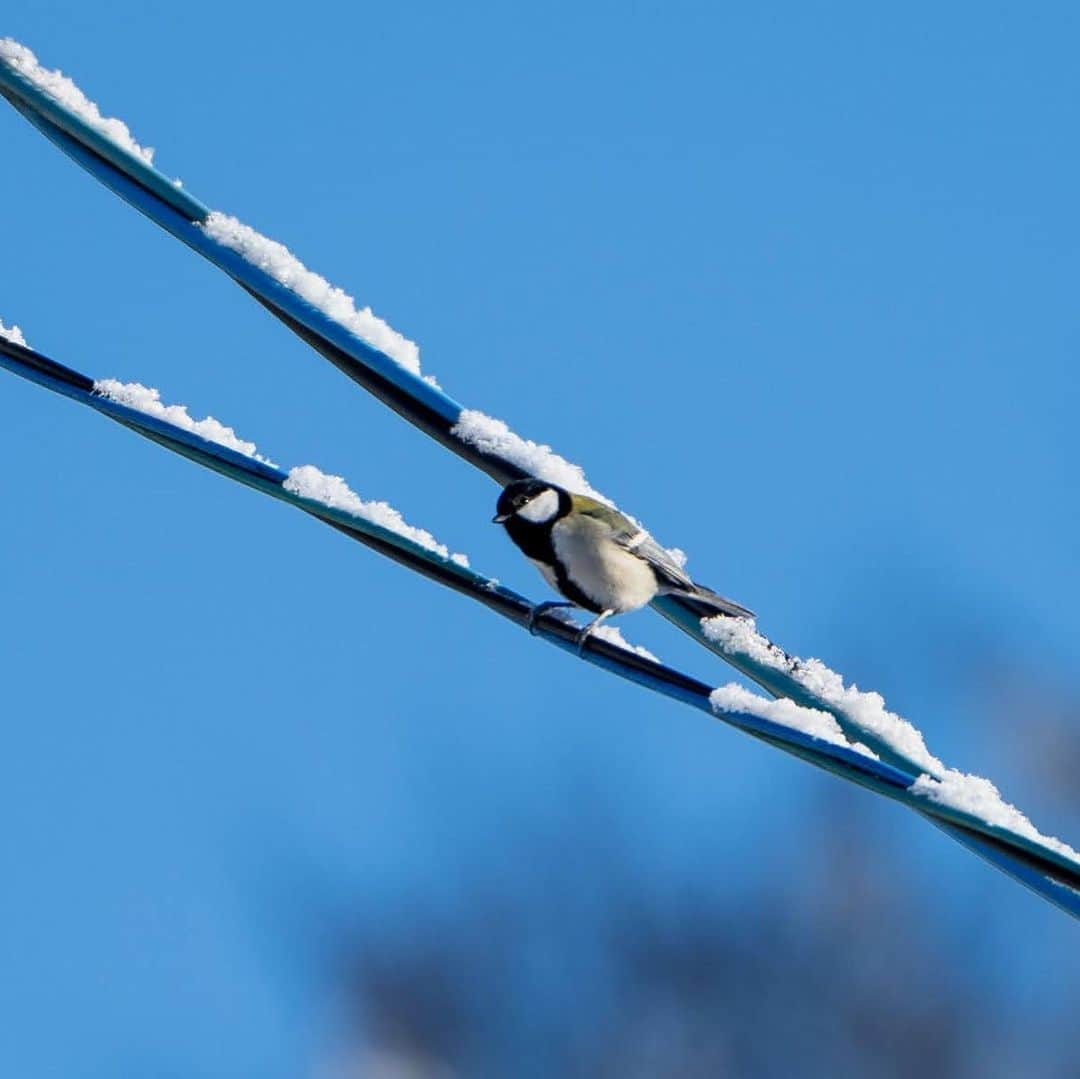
[493,479,568,525]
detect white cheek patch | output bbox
[518,488,560,523]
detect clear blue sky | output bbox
[1,3,1077,1075]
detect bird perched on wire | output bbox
[493,477,753,650]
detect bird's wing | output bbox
[569,494,695,590]
[627,534,696,590]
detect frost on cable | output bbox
[200,213,422,378]
[93,380,273,464]
[451,409,612,502]
[0,318,28,347]
[910,772,1080,864]
[284,465,469,568]
[0,38,155,165]
[710,683,876,757]
[592,624,659,663]
[703,616,944,775]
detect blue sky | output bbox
[1,4,1077,1075]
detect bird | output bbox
[492,477,753,650]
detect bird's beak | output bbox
[492,513,510,524]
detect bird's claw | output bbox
[574,610,614,655]
[527,601,574,635]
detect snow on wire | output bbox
[703,615,943,775]
[910,772,1079,863]
[452,409,611,502]
[94,379,274,464]
[201,212,423,380]
[710,683,877,758]
[0,38,155,165]
[92,380,469,568]
[0,318,28,347]
[0,39,420,382]
[704,617,1079,862]
[284,465,469,568]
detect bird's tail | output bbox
[663,583,755,620]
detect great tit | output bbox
[493,477,753,649]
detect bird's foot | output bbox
[527,601,575,635]
[575,609,615,655]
